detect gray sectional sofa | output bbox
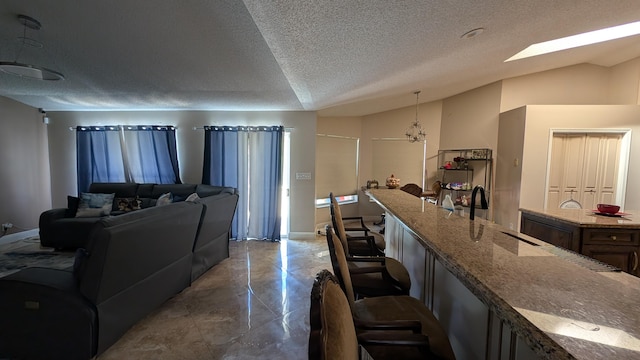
[0,183,238,359]
[39,182,236,249]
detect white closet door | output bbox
[547,133,621,210]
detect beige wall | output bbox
[0,97,52,231]
[609,57,640,105]
[500,64,611,113]
[440,81,502,153]
[46,110,318,236]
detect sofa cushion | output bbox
[172,194,188,202]
[76,193,115,217]
[196,184,235,197]
[136,184,154,199]
[140,198,157,208]
[151,184,197,199]
[89,183,139,198]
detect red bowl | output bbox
[597,204,620,214]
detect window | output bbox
[202,125,284,241]
[76,125,181,193]
[315,134,359,207]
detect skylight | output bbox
[506,20,640,62]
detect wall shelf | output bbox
[437,148,492,214]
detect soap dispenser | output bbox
[442,194,454,211]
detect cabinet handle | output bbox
[633,252,638,272]
[611,235,617,240]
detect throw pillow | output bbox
[75,193,115,217]
[116,197,142,212]
[185,192,200,202]
[156,192,173,206]
[66,195,80,217]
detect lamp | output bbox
[0,14,64,81]
[405,90,426,143]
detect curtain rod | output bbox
[69,125,177,131]
[192,126,293,130]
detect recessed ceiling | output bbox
[1,1,640,116]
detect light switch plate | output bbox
[296,172,312,180]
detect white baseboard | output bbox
[315,222,331,235]
[288,232,317,240]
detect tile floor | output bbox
[97,236,332,360]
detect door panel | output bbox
[598,135,621,203]
[546,136,564,208]
[547,133,622,210]
[562,135,584,192]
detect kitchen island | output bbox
[520,208,640,276]
[367,189,640,360]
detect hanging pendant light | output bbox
[405,90,426,143]
[0,14,65,81]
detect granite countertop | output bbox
[368,189,640,360]
[520,208,640,228]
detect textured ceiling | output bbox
[1,1,640,116]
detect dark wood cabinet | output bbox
[582,229,640,276]
[520,213,581,252]
[521,212,640,276]
[582,244,639,275]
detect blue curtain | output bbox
[123,126,181,184]
[76,126,126,193]
[202,126,283,241]
[76,125,180,194]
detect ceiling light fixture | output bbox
[461,27,484,39]
[0,14,65,81]
[506,20,640,62]
[405,91,426,143]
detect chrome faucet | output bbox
[469,185,488,220]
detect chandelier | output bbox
[405,90,426,143]
[0,15,65,81]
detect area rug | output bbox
[0,236,75,278]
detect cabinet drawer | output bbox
[581,244,638,274]
[583,229,640,245]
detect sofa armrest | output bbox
[39,208,71,247]
[0,267,98,359]
[40,208,69,224]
